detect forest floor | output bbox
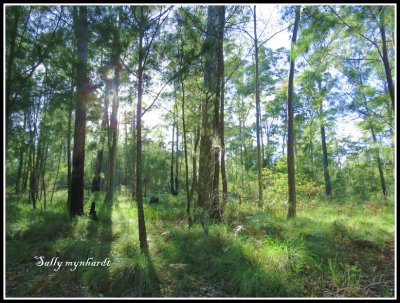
[5,191,395,298]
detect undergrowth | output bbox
[6,191,395,297]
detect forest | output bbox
[5,4,395,298]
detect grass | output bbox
[5,190,395,297]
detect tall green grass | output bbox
[6,191,394,297]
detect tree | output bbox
[197,5,225,223]
[70,6,89,217]
[287,6,300,219]
[253,5,264,208]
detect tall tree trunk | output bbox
[136,16,148,251]
[239,118,245,192]
[131,107,136,199]
[253,6,264,208]
[378,7,394,111]
[370,125,388,198]
[105,43,121,203]
[170,107,178,195]
[220,71,228,217]
[67,87,73,209]
[189,126,200,205]
[181,71,192,227]
[287,6,300,219]
[124,111,129,194]
[16,143,25,196]
[318,83,332,196]
[50,141,63,205]
[6,7,20,149]
[39,141,48,208]
[92,83,110,192]
[70,6,88,217]
[175,116,179,194]
[198,6,225,222]
[29,142,37,209]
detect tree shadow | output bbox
[153,226,292,297]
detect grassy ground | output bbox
[5,191,395,298]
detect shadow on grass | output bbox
[153,225,293,297]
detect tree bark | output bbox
[6,7,20,149]
[189,126,200,205]
[92,82,110,192]
[50,141,63,205]
[318,83,332,196]
[197,6,225,221]
[180,70,192,227]
[70,6,89,217]
[67,85,73,209]
[136,13,148,251]
[370,125,388,198]
[170,107,178,195]
[105,39,121,203]
[253,6,264,208]
[378,7,394,111]
[220,77,228,217]
[287,6,300,219]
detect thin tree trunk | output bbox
[16,144,24,196]
[287,6,300,219]
[220,77,228,217]
[50,142,63,205]
[370,126,388,198]
[92,84,109,192]
[105,49,120,203]
[189,126,200,205]
[175,110,179,194]
[40,142,49,208]
[253,6,263,208]
[67,89,73,209]
[124,111,129,194]
[378,7,394,110]
[170,108,177,195]
[318,83,332,196]
[181,72,192,227]
[239,118,245,192]
[6,7,20,148]
[136,15,148,251]
[131,107,136,199]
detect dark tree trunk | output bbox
[320,124,332,196]
[379,7,394,111]
[287,6,300,219]
[370,126,388,198]
[67,88,73,209]
[136,16,148,251]
[318,83,332,196]
[70,6,88,217]
[6,7,20,149]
